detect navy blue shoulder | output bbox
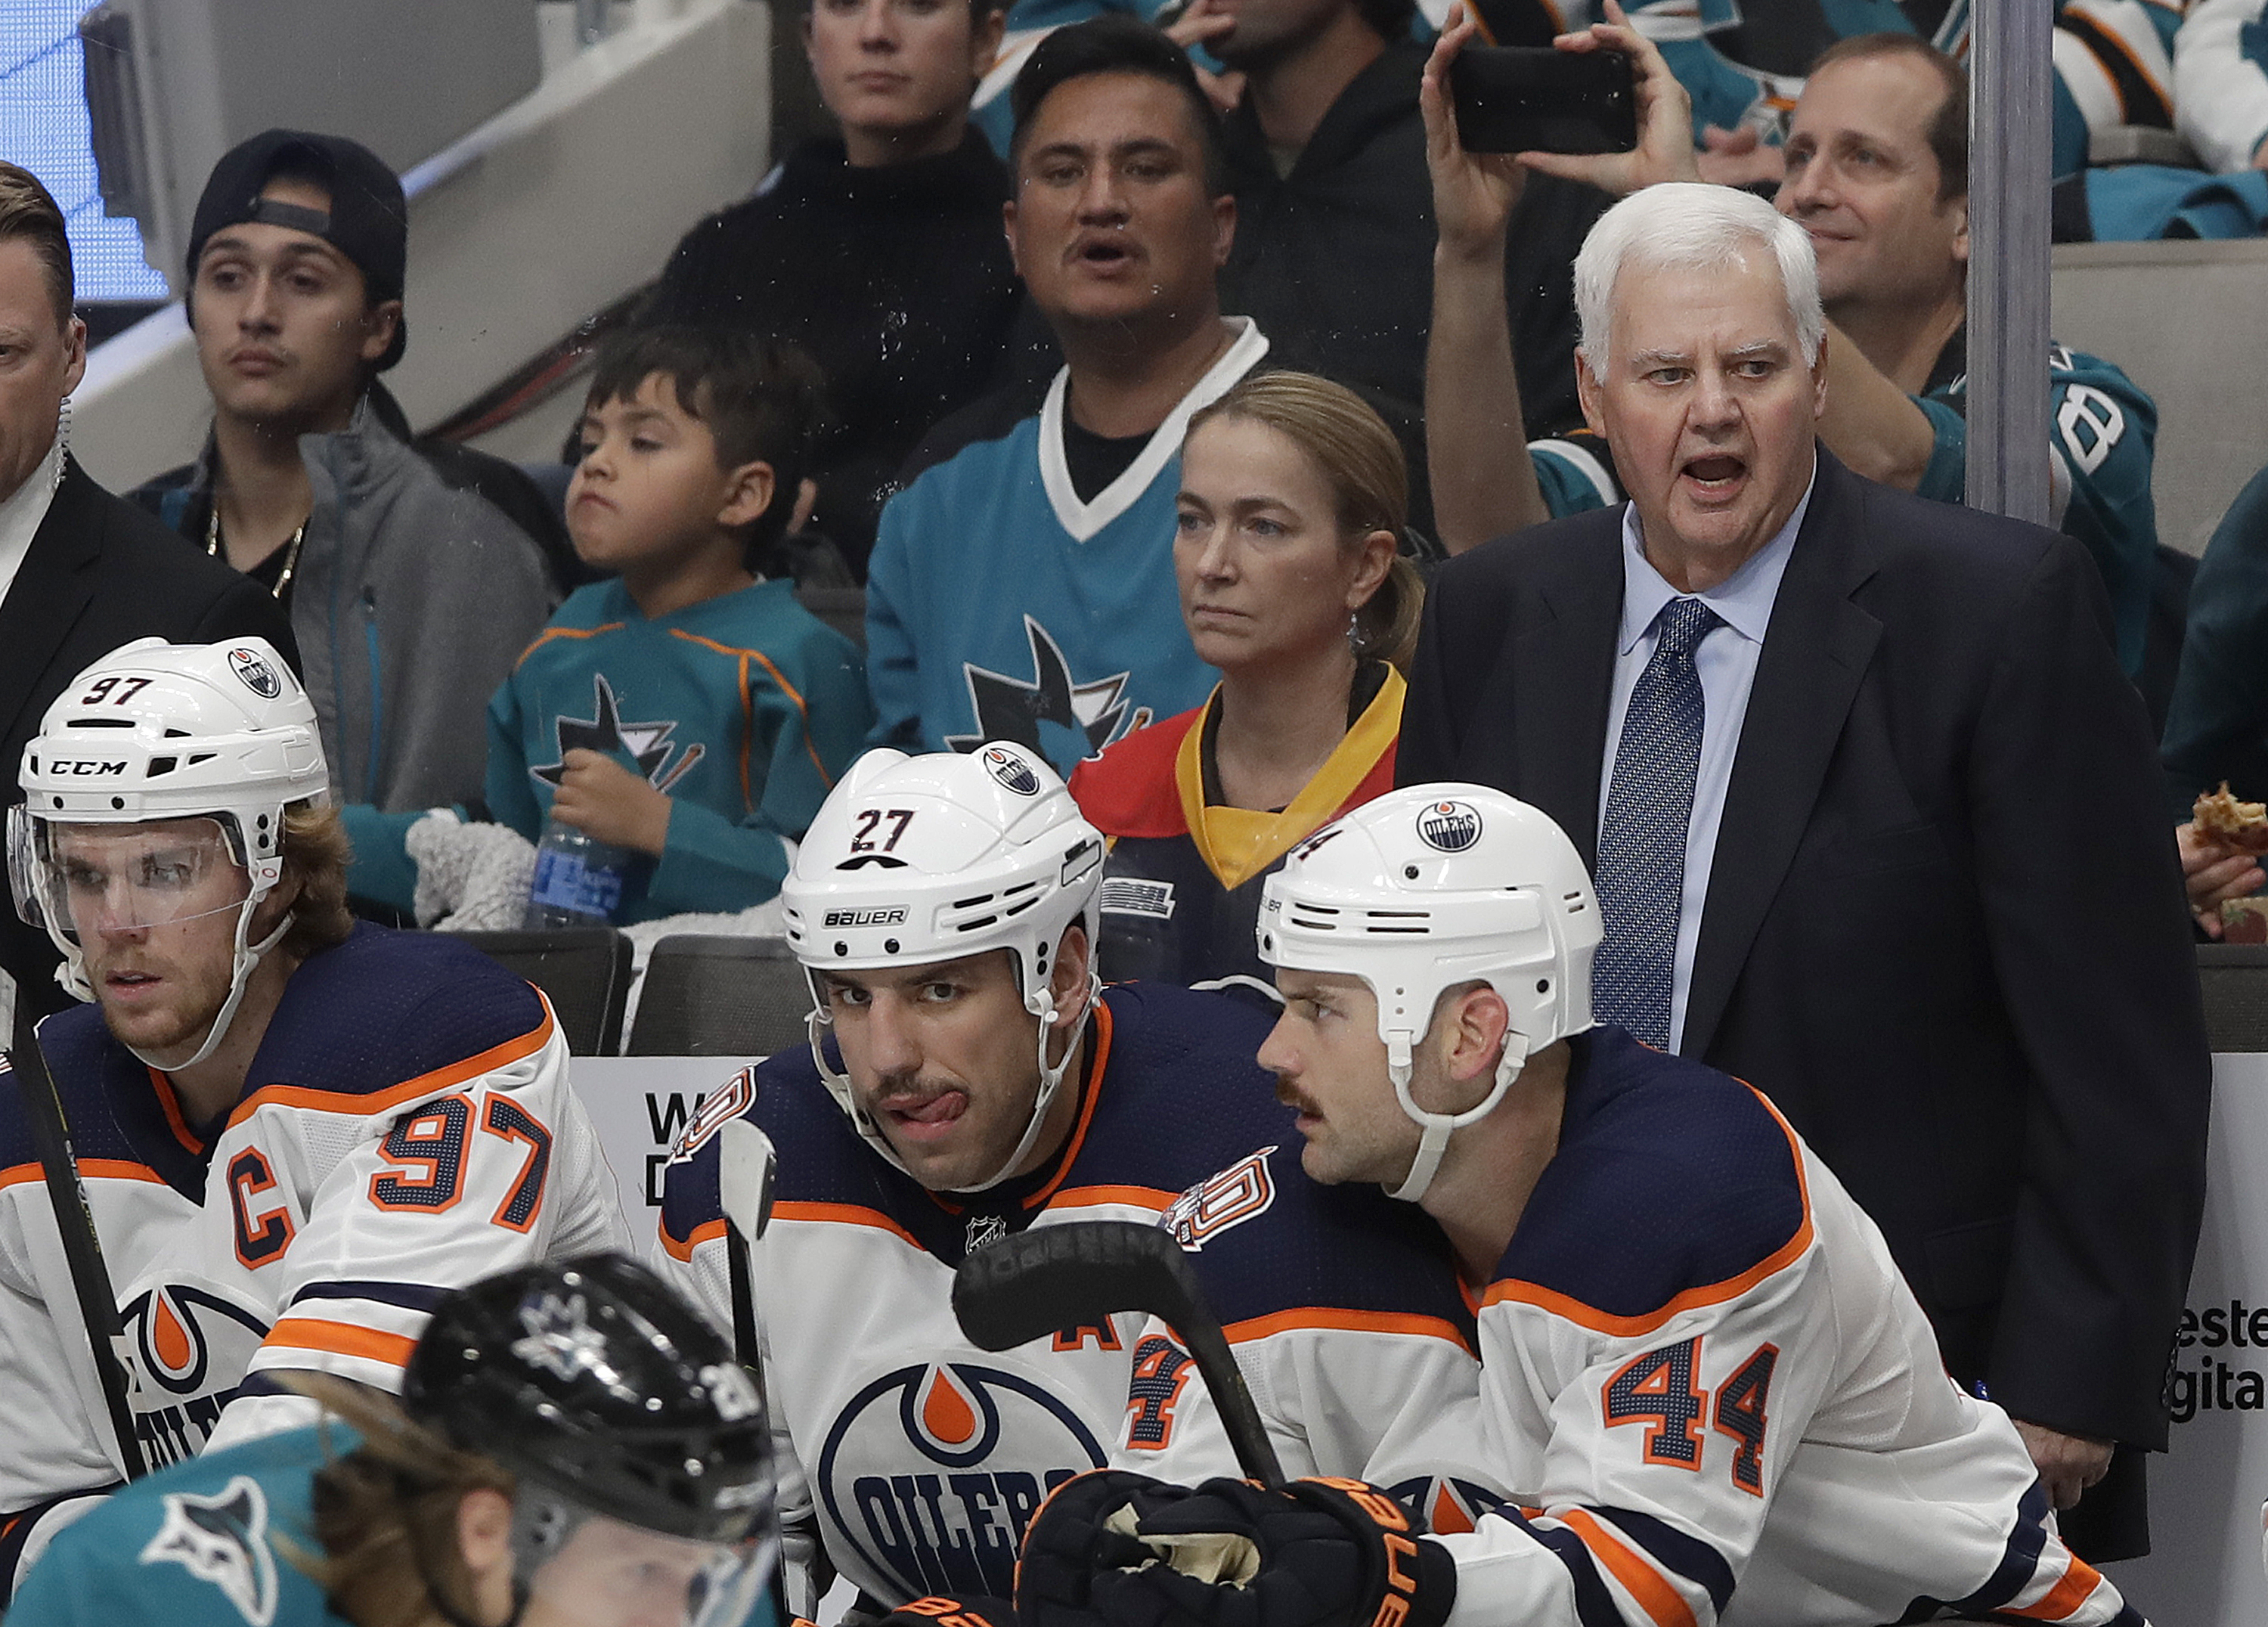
[1169,1142,1473,1345]
[1494,1028,1807,1322]
[1066,983,1294,1193]
[0,1007,152,1173]
[247,923,547,1099]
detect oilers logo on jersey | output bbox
[815,1360,1106,1599]
[1383,1474,1509,1538]
[138,1476,279,1627]
[122,1284,271,1468]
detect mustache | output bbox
[1272,1076,1320,1117]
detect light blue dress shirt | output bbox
[1597,473,1815,1052]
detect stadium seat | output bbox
[627,934,811,1056]
[2197,944,2268,1051]
[455,928,633,1055]
[796,586,866,650]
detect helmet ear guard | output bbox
[782,744,1106,1191]
[1256,786,1602,1201]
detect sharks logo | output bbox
[945,618,1151,760]
[531,674,703,794]
[139,1477,280,1625]
[512,1290,611,1382]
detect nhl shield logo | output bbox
[1417,800,1482,853]
[981,746,1042,797]
[225,647,282,699]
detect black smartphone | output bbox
[1448,45,1637,155]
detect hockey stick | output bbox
[8,1003,147,1480]
[952,1219,1285,1487]
[716,1117,779,1408]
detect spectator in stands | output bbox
[1423,20,2167,688]
[1068,370,1419,987]
[2174,0,2268,172]
[1171,0,1606,445]
[866,17,1272,777]
[646,0,1026,575]
[1400,175,2208,1563]
[130,130,572,817]
[344,326,872,924]
[2166,464,2268,935]
[0,163,297,1018]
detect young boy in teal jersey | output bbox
[345,327,872,920]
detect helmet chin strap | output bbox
[954,968,1098,1194]
[122,897,293,1074]
[1385,1028,1533,1204]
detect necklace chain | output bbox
[206,500,307,600]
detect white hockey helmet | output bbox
[10,637,327,1066]
[780,743,1105,1189]
[1256,785,1600,1201]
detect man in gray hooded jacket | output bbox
[130,129,578,817]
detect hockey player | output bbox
[0,638,631,1603]
[653,741,1296,1611]
[9,1254,778,1627]
[1018,786,2147,1627]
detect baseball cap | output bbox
[186,129,408,370]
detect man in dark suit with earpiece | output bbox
[0,163,294,1018]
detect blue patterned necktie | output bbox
[1592,597,1722,1049]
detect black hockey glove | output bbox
[1017,1471,1455,1627]
[878,1594,1016,1627]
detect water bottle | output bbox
[524,819,633,928]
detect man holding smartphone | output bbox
[1421,9,2164,699]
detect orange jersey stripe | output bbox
[770,1199,925,1249]
[2006,1555,2107,1622]
[1561,1509,1699,1627]
[0,1157,171,1192]
[661,1215,730,1263]
[1483,1085,1814,1337]
[1046,1184,1179,1213]
[516,623,627,671]
[226,1006,555,1131]
[263,1316,418,1370]
[1224,1305,1475,1355]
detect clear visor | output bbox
[8,812,251,943]
[523,1511,776,1627]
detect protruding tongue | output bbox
[901,1092,966,1124]
[1687,455,1743,482]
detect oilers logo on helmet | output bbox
[816,1361,1108,1598]
[981,746,1042,797]
[1416,801,1483,854]
[138,1475,280,1626]
[225,647,282,700]
[121,1284,270,1469]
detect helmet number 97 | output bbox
[79,676,153,706]
[850,808,917,854]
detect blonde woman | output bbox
[1070,372,1424,990]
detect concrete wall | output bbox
[69,0,771,494]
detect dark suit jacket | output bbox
[0,458,299,1013]
[1399,450,2208,1480]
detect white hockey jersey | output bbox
[1141,1027,2146,1627]
[653,981,1294,1609]
[0,923,630,1594]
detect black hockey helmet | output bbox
[404,1254,772,1545]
